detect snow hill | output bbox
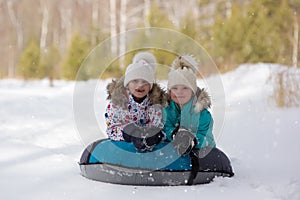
[0,63,299,200]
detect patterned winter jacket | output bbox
[163,88,216,149]
[105,77,168,141]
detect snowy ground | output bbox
[0,64,299,200]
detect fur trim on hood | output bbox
[193,88,211,112]
[106,77,168,110]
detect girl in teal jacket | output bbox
[163,55,216,155]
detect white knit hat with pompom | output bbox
[124,52,157,88]
[167,55,199,93]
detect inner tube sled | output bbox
[79,139,234,186]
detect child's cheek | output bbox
[170,92,178,102]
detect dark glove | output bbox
[131,137,147,151]
[142,126,164,150]
[132,126,163,152]
[123,123,163,152]
[172,127,198,156]
[122,123,139,142]
[123,123,146,151]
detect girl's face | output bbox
[170,85,193,107]
[127,79,151,99]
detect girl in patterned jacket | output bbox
[105,52,167,151]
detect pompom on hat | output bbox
[124,52,157,88]
[132,52,157,71]
[167,55,199,93]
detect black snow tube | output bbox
[79,139,234,186]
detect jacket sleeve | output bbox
[195,109,216,148]
[104,102,125,141]
[162,107,179,141]
[147,105,164,129]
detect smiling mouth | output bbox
[135,89,145,93]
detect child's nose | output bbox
[137,81,145,87]
[177,89,183,94]
[138,81,147,87]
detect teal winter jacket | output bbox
[163,88,216,148]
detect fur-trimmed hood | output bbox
[106,77,168,109]
[193,87,211,113]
